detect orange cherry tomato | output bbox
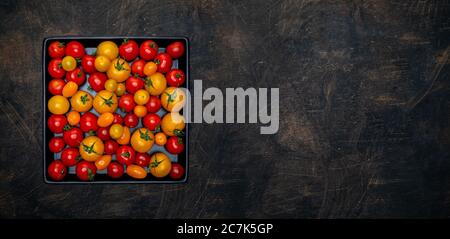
[154,132,167,146]
[133,105,147,118]
[126,165,147,179]
[116,126,131,145]
[143,62,157,76]
[62,81,78,98]
[67,111,80,126]
[95,155,112,170]
[115,83,126,96]
[97,112,114,127]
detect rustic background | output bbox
[0,0,449,218]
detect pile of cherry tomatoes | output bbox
[46,38,186,182]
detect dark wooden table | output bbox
[0,0,449,218]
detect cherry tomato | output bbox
[48,95,70,115]
[154,53,173,73]
[113,113,123,124]
[104,140,118,155]
[81,55,96,74]
[79,112,98,133]
[169,163,185,180]
[125,75,144,94]
[145,96,161,113]
[47,114,68,133]
[166,41,185,59]
[48,58,65,78]
[135,152,151,167]
[60,147,81,167]
[65,41,85,58]
[63,126,84,147]
[61,56,77,71]
[165,136,184,154]
[118,94,136,112]
[143,113,161,131]
[154,132,167,146]
[95,155,112,170]
[48,79,65,95]
[166,69,185,87]
[96,126,110,141]
[62,81,78,98]
[88,72,107,92]
[48,41,65,58]
[49,137,65,153]
[126,165,147,179]
[115,83,126,96]
[133,105,147,118]
[124,113,139,128]
[67,111,80,126]
[131,59,146,77]
[119,39,139,61]
[116,145,135,165]
[76,161,96,181]
[107,162,124,179]
[48,160,67,181]
[139,40,158,60]
[143,62,157,76]
[66,67,86,86]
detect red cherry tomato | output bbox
[80,112,98,133]
[139,40,158,61]
[48,79,65,95]
[107,162,124,179]
[60,147,81,167]
[118,94,136,112]
[48,58,66,78]
[166,69,185,87]
[48,41,65,58]
[123,113,139,128]
[65,41,85,58]
[142,113,161,131]
[113,113,123,125]
[47,114,68,133]
[154,53,173,73]
[96,126,110,141]
[63,126,84,147]
[165,136,184,154]
[48,160,67,181]
[145,96,161,113]
[104,140,118,155]
[81,55,96,74]
[169,163,185,180]
[131,59,146,77]
[135,152,151,167]
[166,41,185,59]
[76,161,96,181]
[88,72,107,92]
[125,75,144,94]
[66,67,86,86]
[49,137,65,153]
[116,145,135,165]
[119,39,139,61]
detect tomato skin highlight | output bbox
[48,41,65,58]
[107,162,124,179]
[48,160,67,181]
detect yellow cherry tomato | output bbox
[143,62,157,76]
[107,58,130,82]
[94,55,111,72]
[160,87,186,112]
[48,95,70,115]
[62,81,78,98]
[61,56,77,71]
[95,155,112,170]
[115,83,126,96]
[161,112,185,136]
[93,90,118,114]
[149,152,172,178]
[133,105,147,118]
[97,112,114,127]
[104,79,117,92]
[79,136,104,162]
[154,132,167,146]
[134,89,150,105]
[67,111,80,126]
[144,72,166,96]
[130,128,154,153]
[116,126,131,145]
[70,90,93,112]
[109,124,124,139]
[97,41,119,61]
[126,165,148,179]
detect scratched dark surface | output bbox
[0,0,449,218]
